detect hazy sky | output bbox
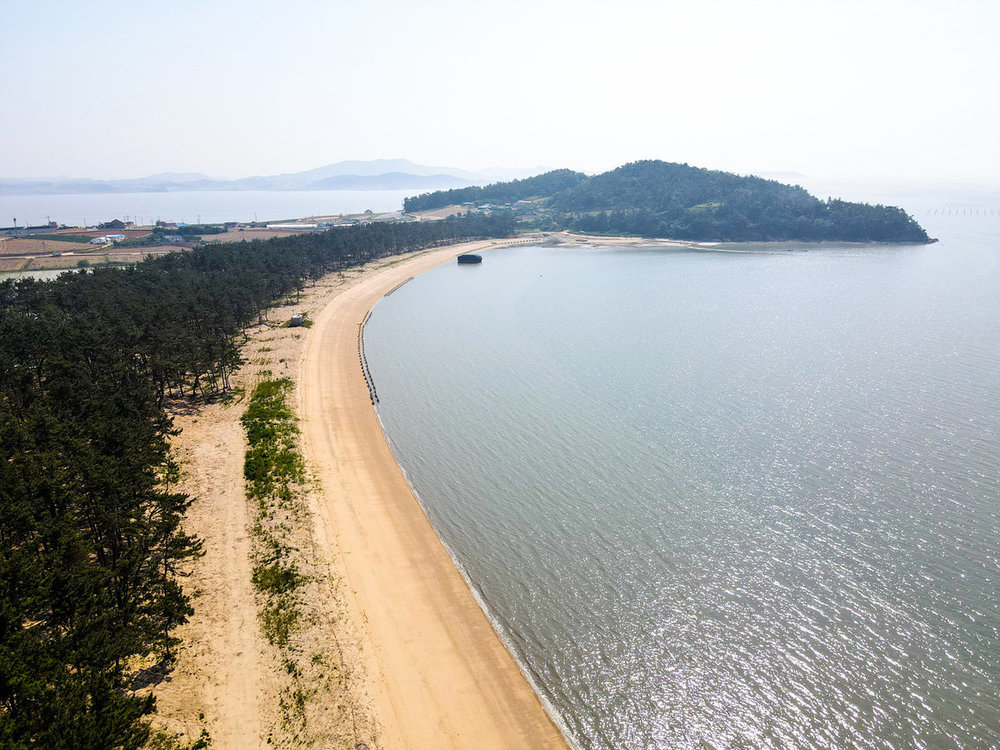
[2,0,998,184]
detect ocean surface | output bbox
[0,188,416,227]
[364,189,1000,749]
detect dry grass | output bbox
[0,238,87,256]
[0,248,180,272]
[0,257,29,272]
[201,228,311,243]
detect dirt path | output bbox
[299,239,568,749]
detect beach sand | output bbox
[299,237,567,749]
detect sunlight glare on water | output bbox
[364,192,1000,749]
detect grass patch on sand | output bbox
[241,378,306,629]
[241,379,312,723]
[241,378,365,746]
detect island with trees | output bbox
[405,160,931,243]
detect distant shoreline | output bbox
[548,231,936,251]
[1,229,937,278]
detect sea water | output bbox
[0,188,417,227]
[364,189,1000,749]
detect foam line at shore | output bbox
[371,384,582,750]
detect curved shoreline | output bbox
[299,238,567,749]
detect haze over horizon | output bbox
[2,0,998,187]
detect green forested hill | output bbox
[402,169,588,212]
[552,161,929,242]
[406,160,931,243]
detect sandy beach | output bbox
[299,238,567,749]
[155,236,566,748]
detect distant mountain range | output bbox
[0,159,548,196]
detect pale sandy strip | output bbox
[299,239,569,750]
